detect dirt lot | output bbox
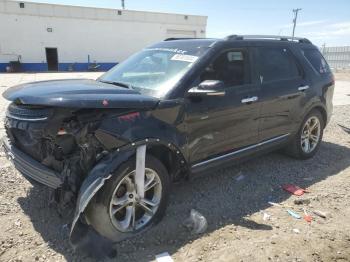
[0,73,350,262]
[334,70,350,81]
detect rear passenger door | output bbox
[255,46,307,141]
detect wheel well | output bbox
[147,144,185,181]
[312,106,327,125]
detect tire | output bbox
[85,155,170,242]
[285,109,324,159]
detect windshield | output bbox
[99,41,213,98]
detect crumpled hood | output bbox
[2,79,160,109]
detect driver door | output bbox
[185,48,261,164]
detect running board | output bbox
[191,134,290,173]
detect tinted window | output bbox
[302,49,330,74]
[200,50,250,86]
[258,47,300,82]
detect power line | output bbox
[292,8,302,39]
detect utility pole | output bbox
[292,8,302,39]
[121,0,125,9]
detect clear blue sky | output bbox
[24,0,350,47]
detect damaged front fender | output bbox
[70,146,134,250]
[70,138,185,253]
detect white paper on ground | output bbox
[155,252,174,262]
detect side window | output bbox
[258,47,301,82]
[200,50,250,87]
[302,49,330,74]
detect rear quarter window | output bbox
[302,49,331,74]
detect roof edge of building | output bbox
[9,0,208,19]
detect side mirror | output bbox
[187,80,225,97]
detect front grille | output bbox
[5,103,53,162]
[6,103,52,121]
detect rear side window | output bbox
[302,49,330,74]
[258,47,301,82]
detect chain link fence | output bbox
[321,46,350,70]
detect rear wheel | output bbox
[286,109,324,159]
[85,155,170,242]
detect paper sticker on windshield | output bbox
[171,54,198,63]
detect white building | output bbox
[0,1,207,72]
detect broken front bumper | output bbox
[1,137,62,189]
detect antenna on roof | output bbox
[121,0,125,9]
[291,8,302,40]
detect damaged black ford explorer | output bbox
[2,35,334,252]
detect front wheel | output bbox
[85,155,170,242]
[286,109,324,159]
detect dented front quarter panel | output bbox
[70,147,133,249]
[3,79,189,249]
[96,98,188,158]
[70,99,188,248]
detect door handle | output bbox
[206,91,226,96]
[298,85,309,91]
[241,96,258,104]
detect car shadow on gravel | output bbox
[17,141,350,262]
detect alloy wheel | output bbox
[300,116,321,154]
[109,168,162,232]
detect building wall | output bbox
[0,1,207,72]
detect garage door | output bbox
[166,29,197,38]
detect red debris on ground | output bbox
[282,184,308,196]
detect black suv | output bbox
[2,35,334,249]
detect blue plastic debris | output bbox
[287,209,302,219]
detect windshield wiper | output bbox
[98,79,133,89]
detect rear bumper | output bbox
[1,137,62,189]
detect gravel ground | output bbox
[334,71,350,81]
[0,73,350,262]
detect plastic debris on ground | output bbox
[313,210,327,218]
[293,228,301,234]
[14,219,21,227]
[268,201,283,207]
[261,211,271,221]
[268,202,293,208]
[183,209,208,234]
[155,252,174,262]
[303,208,312,223]
[282,184,308,196]
[287,209,302,219]
[303,177,314,181]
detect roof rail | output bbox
[225,35,312,44]
[164,37,199,41]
